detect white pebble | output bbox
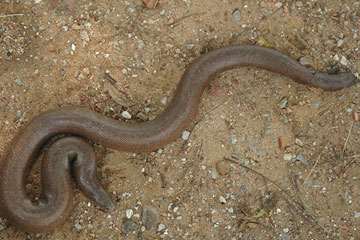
[121,111,132,119]
[126,209,133,219]
[158,223,165,232]
[71,43,76,51]
[275,2,283,8]
[80,30,90,42]
[340,56,348,65]
[283,154,293,161]
[211,170,218,180]
[219,196,227,204]
[160,97,167,105]
[182,131,190,140]
[231,135,238,144]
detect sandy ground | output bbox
[0,0,359,239]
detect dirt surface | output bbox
[0,0,359,239]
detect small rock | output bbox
[13,77,23,86]
[71,24,81,30]
[82,67,90,75]
[80,30,90,42]
[295,138,303,146]
[122,221,138,234]
[328,64,339,74]
[211,170,218,180]
[157,223,165,232]
[340,56,348,65]
[279,97,288,109]
[122,111,132,119]
[353,112,359,121]
[182,131,190,140]
[126,209,133,219]
[216,161,231,176]
[160,97,167,105]
[186,44,195,49]
[299,57,310,66]
[219,196,227,204]
[74,222,82,230]
[34,0,41,3]
[275,2,283,8]
[142,206,159,230]
[232,9,241,22]
[278,136,289,150]
[136,112,148,121]
[333,54,340,61]
[296,154,309,165]
[231,135,238,144]
[354,211,360,218]
[337,39,344,47]
[283,154,292,161]
[127,7,135,13]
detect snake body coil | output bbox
[0,46,357,233]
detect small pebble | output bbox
[231,135,238,144]
[295,138,303,146]
[337,39,344,47]
[127,8,135,13]
[80,30,90,42]
[126,209,133,219]
[283,153,292,161]
[74,222,82,230]
[340,56,348,65]
[232,9,241,22]
[278,136,288,150]
[275,2,283,8]
[122,221,138,234]
[122,111,132,119]
[279,97,288,109]
[211,170,218,180]
[353,112,359,121]
[182,131,190,140]
[186,44,195,49]
[160,97,167,105]
[136,112,148,121]
[72,24,80,30]
[354,211,360,218]
[299,57,310,66]
[219,196,227,204]
[328,64,340,74]
[157,223,165,232]
[13,77,23,86]
[296,154,309,165]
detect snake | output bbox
[0,45,357,233]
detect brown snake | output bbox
[0,45,357,233]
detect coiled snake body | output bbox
[0,46,357,233]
